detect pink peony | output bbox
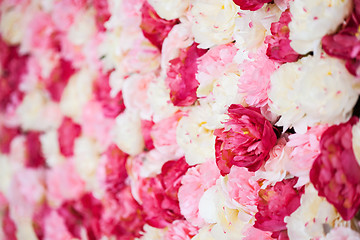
[285,125,328,186]
[139,157,189,228]
[227,166,260,215]
[2,208,17,240]
[141,119,155,151]
[93,71,126,118]
[44,58,76,102]
[93,0,111,32]
[214,104,277,175]
[44,211,73,240]
[0,125,20,154]
[242,225,274,240]
[323,226,360,240]
[310,117,360,220]
[166,43,207,106]
[58,193,103,240]
[178,160,220,227]
[232,0,272,11]
[322,0,360,76]
[265,10,300,64]
[25,131,46,168]
[254,178,304,238]
[140,1,179,50]
[57,116,82,157]
[164,220,198,240]
[238,46,279,108]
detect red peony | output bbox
[93,71,126,118]
[166,43,207,107]
[322,0,360,76]
[58,117,82,157]
[265,10,300,64]
[310,117,360,220]
[25,131,46,168]
[0,125,20,154]
[139,157,189,228]
[214,104,277,176]
[140,1,179,50]
[232,0,272,11]
[254,178,304,238]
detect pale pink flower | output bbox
[285,125,328,186]
[178,160,220,227]
[164,220,198,240]
[44,211,73,240]
[322,227,360,240]
[242,225,274,240]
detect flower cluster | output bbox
[1,0,360,239]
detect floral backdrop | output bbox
[1,0,360,239]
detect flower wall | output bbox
[1,0,360,239]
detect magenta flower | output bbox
[58,117,82,157]
[232,0,272,11]
[310,117,360,220]
[140,1,179,50]
[25,131,46,168]
[166,43,207,107]
[322,1,360,76]
[93,0,111,32]
[265,10,300,64]
[214,104,277,176]
[139,157,189,228]
[0,125,20,154]
[254,178,304,238]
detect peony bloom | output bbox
[25,131,46,168]
[214,104,277,175]
[0,125,20,154]
[254,177,304,238]
[310,117,360,220]
[57,117,81,157]
[265,10,300,64]
[322,0,360,76]
[164,220,198,240]
[232,0,272,11]
[139,157,189,228]
[321,227,360,240]
[166,43,207,107]
[140,1,179,50]
[93,0,111,32]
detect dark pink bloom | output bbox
[103,144,129,196]
[232,0,272,11]
[141,119,155,151]
[265,10,300,64]
[44,58,76,102]
[58,117,82,157]
[254,178,304,238]
[310,117,360,220]
[139,157,189,228]
[140,1,179,50]
[166,43,207,107]
[2,208,17,240]
[0,37,28,111]
[101,186,145,239]
[93,71,125,118]
[214,104,277,175]
[93,0,111,32]
[322,1,360,76]
[25,131,46,168]
[58,193,103,240]
[0,125,20,154]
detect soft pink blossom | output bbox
[57,116,82,157]
[254,178,304,238]
[238,46,279,108]
[310,117,360,220]
[166,43,208,106]
[44,211,73,240]
[81,100,115,149]
[164,220,198,240]
[178,160,220,227]
[46,160,85,206]
[232,0,272,11]
[214,104,277,175]
[140,1,179,50]
[323,227,360,240]
[52,0,86,32]
[226,166,260,214]
[265,10,300,63]
[242,225,274,240]
[285,125,328,186]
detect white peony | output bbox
[285,184,342,240]
[148,0,189,20]
[67,8,96,46]
[40,130,65,168]
[113,110,144,156]
[269,55,359,133]
[289,0,352,54]
[190,0,238,49]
